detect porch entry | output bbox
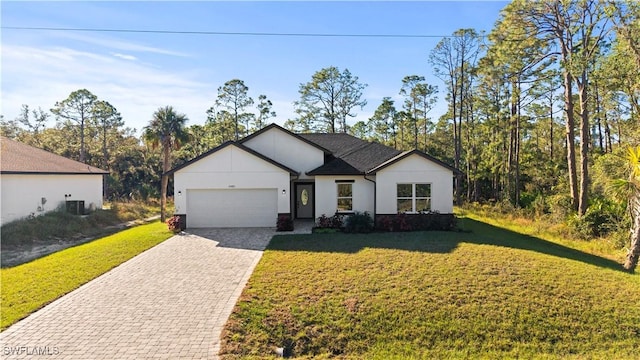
[295,183,314,219]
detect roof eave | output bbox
[165,141,300,176]
[1,171,108,175]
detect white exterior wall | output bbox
[242,127,324,179]
[1,174,104,225]
[376,154,454,214]
[315,175,375,217]
[173,145,290,215]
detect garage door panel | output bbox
[186,189,277,228]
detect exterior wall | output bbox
[315,175,375,217]
[1,174,104,225]
[376,154,454,214]
[242,127,324,179]
[173,145,290,215]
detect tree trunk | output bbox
[577,73,590,217]
[624,195,640,272]
[563,70,579,212]
[161,142,171,222]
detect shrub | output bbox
[375,213,456,232]
[276,214,294,232]
[316,214,343,229]
[166,215,184,233]
[343,212,374,233]
[568,198,625,239]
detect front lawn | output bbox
[221,218,640,359]
[1,221,173,331]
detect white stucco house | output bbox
[0,136,107,225]
[169,124,460,228]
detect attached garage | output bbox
[186,189,278,228]
[170,142,297,228]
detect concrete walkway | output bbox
[0,224,312,359]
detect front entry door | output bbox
[296,184,314,219]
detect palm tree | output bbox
[621,147,640,272]
[143,106,190,222]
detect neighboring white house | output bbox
[0,136,108,225]
[169,124,460,228]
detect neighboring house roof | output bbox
[0,136,108,175]
[368,149,463,175]
[166,140,299,176]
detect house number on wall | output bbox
[301,189,308,205]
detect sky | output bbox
[1,1,508,135]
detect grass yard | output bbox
[220,217,640,359]
[1,221,173,331]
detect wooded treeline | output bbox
[1,0,638,240]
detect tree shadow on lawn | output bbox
[268,218,625,272]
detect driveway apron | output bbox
[0,227,299,359]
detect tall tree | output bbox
[368,97,398,147]
[255,94,276,130]
[51,89,97,162]
[620,147,640,271]
[143,106,190,222]
[214,79,254,140]
[430,29,481,204]
[399,75,438,150]
[516,0,611,215]
[295,66,367,133]
[484,2,553,205]
[92,100,123,170]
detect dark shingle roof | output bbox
[300,133,401,175]
[0,136,108,175]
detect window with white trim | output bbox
[337,183,353,212]
[397,183,431,213]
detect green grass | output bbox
[0,200,163,250]
[220,217,640,359]
[0,221,173,331]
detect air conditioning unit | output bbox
[66,200,85,215]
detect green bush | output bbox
[568,198,626,239]
[343,212,374,233]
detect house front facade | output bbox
[0,137,108,225]
[170,124,459,228]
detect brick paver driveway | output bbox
[0,226,310,359]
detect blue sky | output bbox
[1,1,508,134]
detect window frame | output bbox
[396,183,431,213]
[336,182,353,213]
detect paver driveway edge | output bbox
[0,229,274,360]
[209,250,263,358]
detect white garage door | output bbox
[186,189,278,228]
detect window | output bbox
[397,183,431,213]
[337,183,353,212]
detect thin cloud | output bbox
[2,44,211,132]
[112,53,137,61]
[53,31,190,57]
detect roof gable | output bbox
[239,123,330,154]
[368,150,462,175]
[0,136,107,175]
[167,141,299,175]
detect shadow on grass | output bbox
[268,217,625,272]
